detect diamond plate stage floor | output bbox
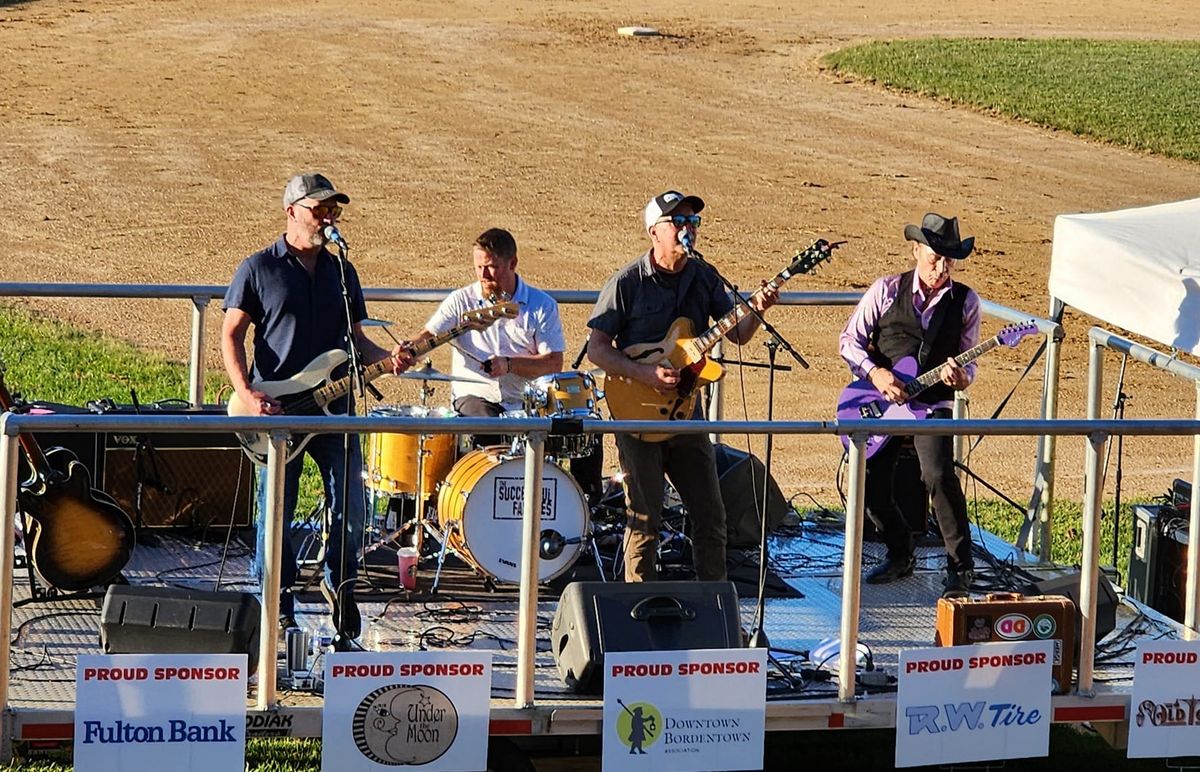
[4,521,1183,731]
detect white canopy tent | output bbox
[1040,196,1200,637]
[1049,197,1200,355]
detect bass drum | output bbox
[436,448,588,584]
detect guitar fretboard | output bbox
[689,241,830,358]
[902,335,1001,398]
[311,322,473,409]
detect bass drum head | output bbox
[436,449,587,584]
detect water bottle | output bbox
[313,618,335,653]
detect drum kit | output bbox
[361,362,605,591]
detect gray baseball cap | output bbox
[282,173,350,209]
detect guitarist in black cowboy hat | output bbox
[838,212,981,597]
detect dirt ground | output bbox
[5,0,1200,517]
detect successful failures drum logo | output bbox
[352,684,459,765]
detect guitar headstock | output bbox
[460,301,519,327]
[997,321,1039,348]
[781,239,838,279]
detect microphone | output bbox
[678,228,703,260]
[323,225,349,250]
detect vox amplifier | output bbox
[935,592,1076,693]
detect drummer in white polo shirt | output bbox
[414,228,565,447]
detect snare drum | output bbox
[522,371,601,458]
[436,448,588,584]
[523,371,600,418]
[365,405,457,498]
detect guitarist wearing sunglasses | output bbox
[837,212,981,598]
[586,190,780,583]
[221,173,412,646]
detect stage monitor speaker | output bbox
[551,580,742,694]
[1023,571,1118,650]
[714,444,788,548]
[100,585,261,671]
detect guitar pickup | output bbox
[860,402,884,420]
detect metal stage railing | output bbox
[0,281,1065,552]
[3,412,1198,728]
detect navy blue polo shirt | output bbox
[223,235,368,383]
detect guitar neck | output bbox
[691,270,786,356]
[0,378,52,475]
[310,322,472,408]
[903,335,1000,399]
[689,242,828,357]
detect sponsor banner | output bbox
[74,654,247,772]
[896,641,1052,768]
[1128,639,1200,758]
[322,651,491,772]
[602,648,767,772]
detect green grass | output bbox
[0,304,195,407]
[969,496,1154,585]
[823,38,1200,162]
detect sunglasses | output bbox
[294,201,343,219]
[656,214,702,228]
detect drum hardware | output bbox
[396,362,490,384]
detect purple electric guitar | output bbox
[836,321,1039,458]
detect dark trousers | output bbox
[864,409,972,572]
[616,432,727,582]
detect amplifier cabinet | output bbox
[98,404,254,529]
[1129,504,1190,623]
[935,592,1076,693]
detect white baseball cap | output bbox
[643,190,705,232]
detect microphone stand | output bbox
[330,234,368,651]
[683,242,798,675]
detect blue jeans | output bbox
[254,433,367,618]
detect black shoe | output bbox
[321,579,362,640]
[942,569,975,598]
[865,555,915,584]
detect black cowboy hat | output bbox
[903,213,974,260]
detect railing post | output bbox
[188,296,211,407]
[0,418,20,736]
[708,340,724,444]
[838,433,868,703]
[952,391,968,483]
[1078,430,1108,695]
[1188,381,1200,638]
[255,430,288,711]
[1032,301,1065,561]
[515,431,546,708]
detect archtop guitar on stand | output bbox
[0,363,136,592]
[836,321,1039,458]
[228,301,517,466]
[603,239,834,441]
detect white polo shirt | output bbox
[424,277,566,410]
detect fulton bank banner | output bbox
[74,653,248,772]
[601,648,767,772]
